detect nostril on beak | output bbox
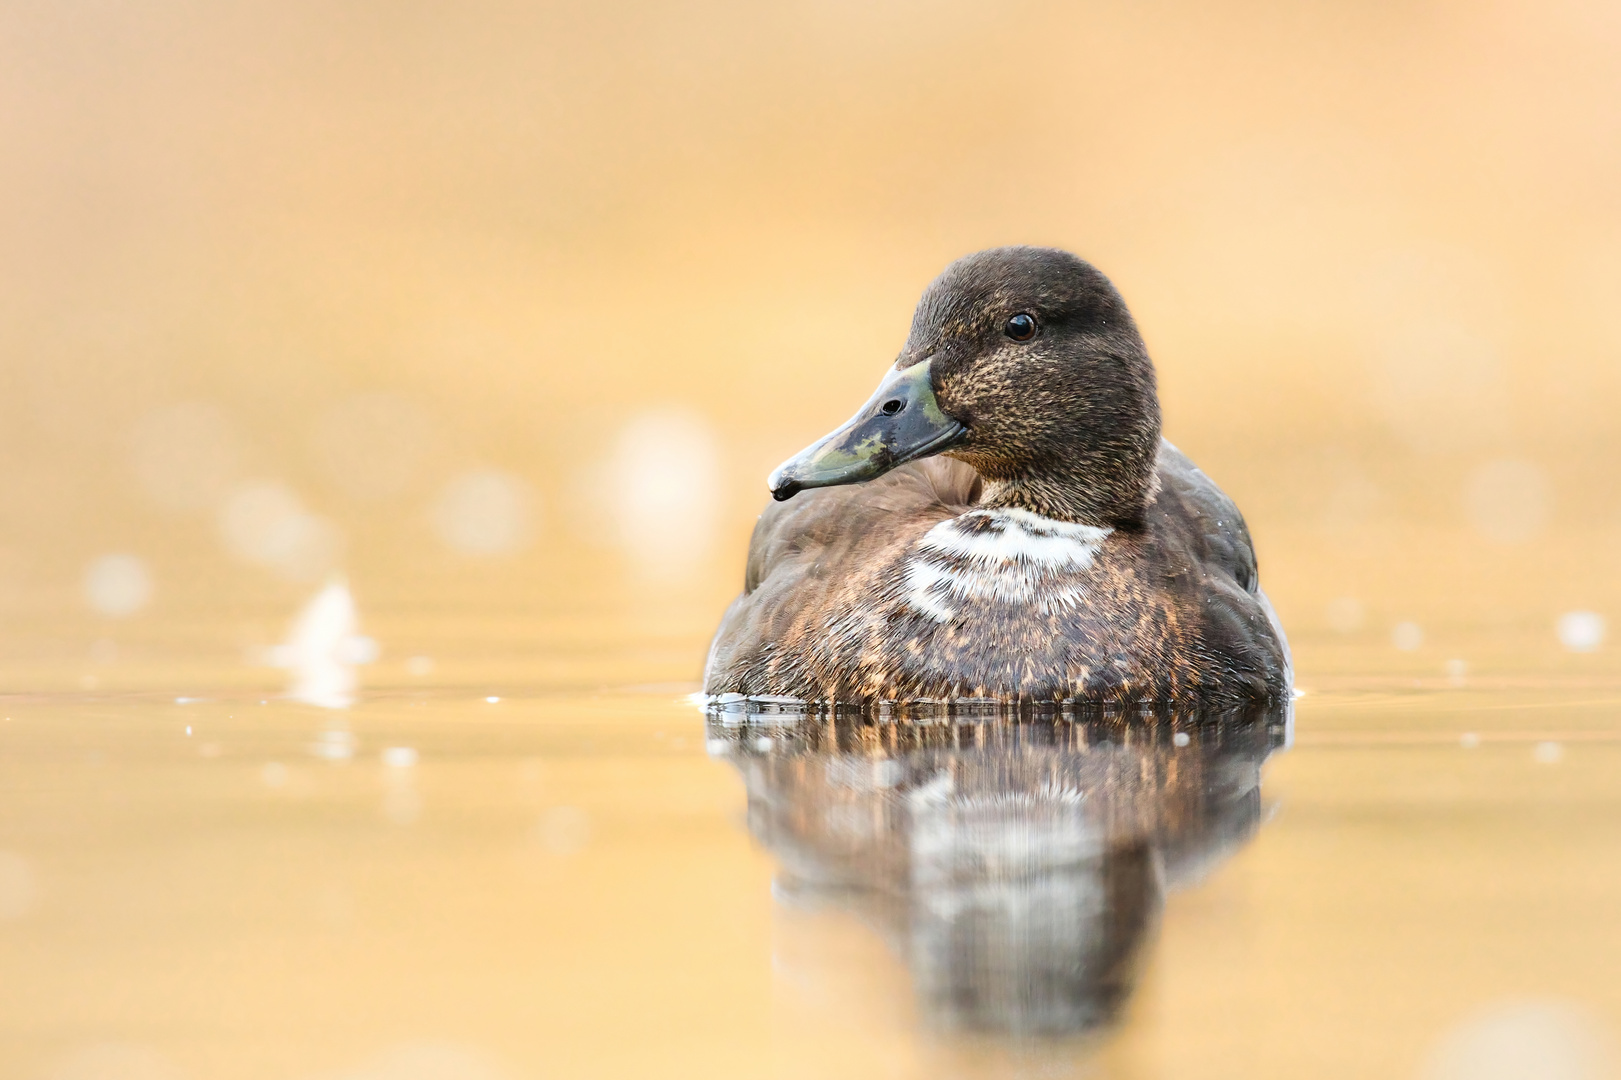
[879,399,905,416]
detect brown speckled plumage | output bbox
[705,247,1289,706]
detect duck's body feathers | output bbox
[705,441,1288,705]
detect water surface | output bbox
[3,629,1618,1079]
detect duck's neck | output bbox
[949,373,1164,528]
[974,452,1161,529]
[978,478,1118,528]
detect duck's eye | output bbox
[1004,313,1037,341]
[879,398,905,416]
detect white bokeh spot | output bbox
[1421,998,1614,1080]
[1557,611,1606,653]
[432,469,536,556]
[82,553,153,618]
[218,482,343,581]
[539,806,591,855]
[601,408,721,576]
[1464,458,1550,545]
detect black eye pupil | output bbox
[880,399,904,416]
[1005,313,1036,341]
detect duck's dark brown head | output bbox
[768,247,1161,527]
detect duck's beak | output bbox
[768,359,966,501]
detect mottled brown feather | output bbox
[707,442,1289,705]
[706,247,1289,706]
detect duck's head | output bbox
[768,247,1161,527]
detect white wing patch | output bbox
[904,508,1112,622]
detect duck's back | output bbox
[704,442,1289,704]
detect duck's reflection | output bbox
[707,702,1290,1036]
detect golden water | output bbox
[3,625,1619,1078]
[4,0,1621,1075]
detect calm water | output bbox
[4,0,1620,1076]
[2,617,1618,1080]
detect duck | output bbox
[703,246,1290,706]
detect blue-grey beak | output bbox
[768,360,966,501]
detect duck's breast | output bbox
[898,507,1114,624]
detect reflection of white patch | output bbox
[905,509,1111,622]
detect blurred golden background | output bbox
[4,7,1621,1078]
[2,0,1619,689]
